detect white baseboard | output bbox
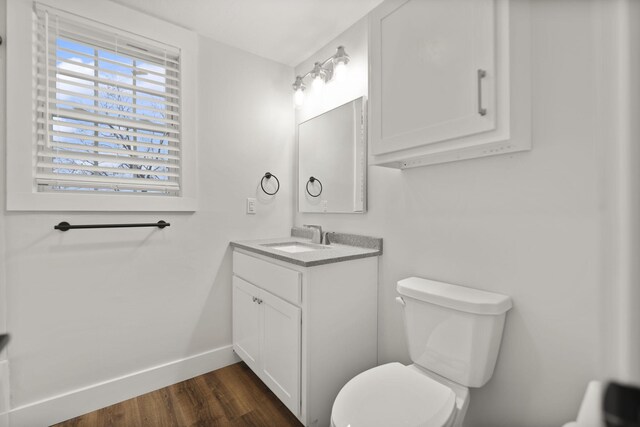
[9,345,239,427]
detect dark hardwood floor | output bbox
[52,362,303,427]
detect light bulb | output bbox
[292,75,306,108]
[332,46,350,83]
[294,88,305,107]
[310,61,326,91]
[313,74,325,90]
[334,61,347,82]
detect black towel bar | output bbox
[54,221,170,231]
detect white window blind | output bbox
[34,4,182,195]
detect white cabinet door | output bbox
[232,276,261,373]
[232,274,302,417]
[370,0,496,155]
[259,289,301,416]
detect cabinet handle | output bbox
[252,297,257,303]
[477,69,487,116]
[257,299,263,304]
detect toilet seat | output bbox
[331,363,457,427]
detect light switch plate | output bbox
[246,198,257,214]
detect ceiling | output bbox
[109,0,384,66]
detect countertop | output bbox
[230,235,382,267]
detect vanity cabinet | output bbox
[232,249,378,427]
[369,0,531,168]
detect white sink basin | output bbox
[262,242,328,253]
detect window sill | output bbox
[7,192,197,212]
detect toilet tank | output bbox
[397,277,512,388]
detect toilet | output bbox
[331,277,512,427]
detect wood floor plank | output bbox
[52,362,302,427]
[211,363,302,427]
[202,364,261,421]
[136,387,180,427]
[52,410,99,427]
[169,376,228,427]
[94,398,141,427]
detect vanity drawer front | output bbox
[233,251,301,305]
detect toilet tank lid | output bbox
[397,277,512,315]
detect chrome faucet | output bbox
[303,224,323,244]
[323,231,334,245]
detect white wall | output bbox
[600,0,640,385]
[621,0,640,384]
[295,2,610,426]
[1,0,294,423]
[0,1,9,424]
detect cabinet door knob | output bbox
[477,69,487,116]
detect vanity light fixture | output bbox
[292,45,351,107]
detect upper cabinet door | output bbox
[370,0,496,155]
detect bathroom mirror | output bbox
[298,97,367,213]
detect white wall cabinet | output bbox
[369,0,531,168]
[232,250,378,427]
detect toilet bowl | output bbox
[331,363,469,427]
[330,277,512,427]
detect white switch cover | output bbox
[246,198,257,214]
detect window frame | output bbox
[6,0,198,211]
